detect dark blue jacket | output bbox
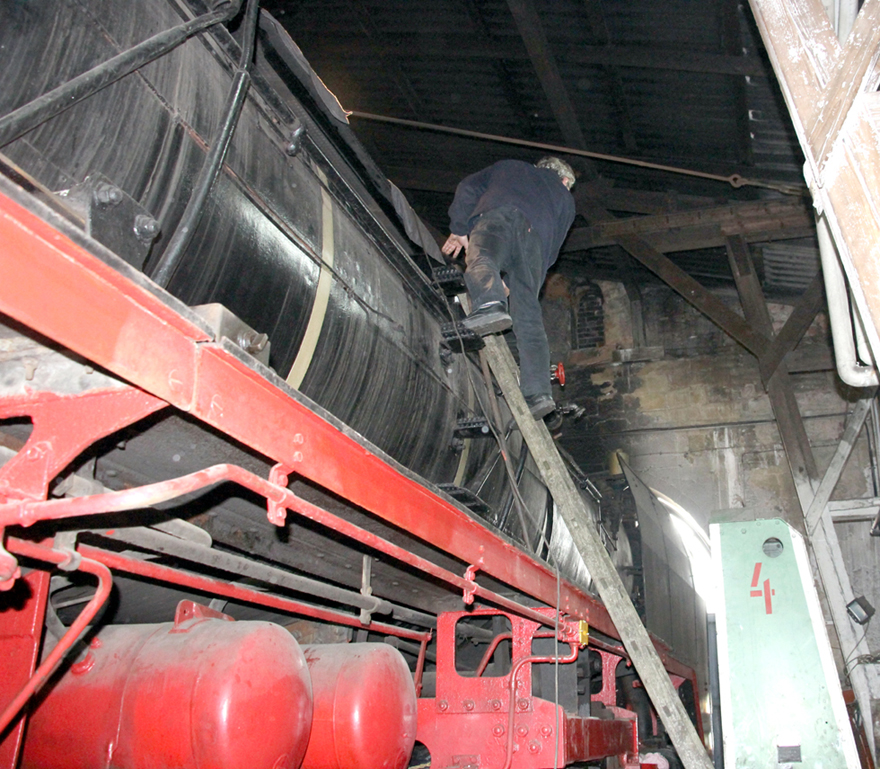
[448,159,575,276]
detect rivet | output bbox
[438,700,448,712]
[463,700,475,711]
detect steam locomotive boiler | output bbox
[0,1,705,768]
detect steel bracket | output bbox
[266,463,292,525]
[463,564,479,605]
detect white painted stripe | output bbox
[287,180,335,389]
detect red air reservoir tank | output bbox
[301,643,418,769]
[21,602,313,769]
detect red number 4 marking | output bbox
[750,562,775,614]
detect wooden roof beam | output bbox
[564,197,815,251]
[581,0,638,153]
[313,37,769,77]
[459,0,540,141]
[506,0,588,150]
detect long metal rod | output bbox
[348,110,804,195]
[67,539,430,643]
[3,461,559,628]
[151,0,260,287]
[0,2,242,148]
[0,539,112,735]
[96,525,394,616]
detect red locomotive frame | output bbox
[0,181,699,768]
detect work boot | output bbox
[525,394,556,420]
[462,301,512,336]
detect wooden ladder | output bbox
[481,334,714,769]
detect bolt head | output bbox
[528,740,541,754]
[93,182,123,206]
[134,214,160,242]
[463,699,475,711]
[492,724,505,737]
[516,724,529,737]
[438,700,448,712]
[517,697,530,711]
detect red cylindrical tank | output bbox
[21,602,313,769]
[301,643,417,769]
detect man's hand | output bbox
[442,233,468,259]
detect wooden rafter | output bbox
[316,36,770,76]
[577,194,769,356]
[459,0,540,141]
[721,0,754,167]
[581,0,638,153]
[506,0,587,148]
[346,0,426,118]
[564,197,815,252]
[725,235,818,495]
[758,272,824,381]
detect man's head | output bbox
[536,156,575,190]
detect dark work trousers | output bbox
[464,206,550,399]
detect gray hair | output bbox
[536,156,575,188]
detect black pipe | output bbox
[497,439,531,533]
[151,0,260,288]
[0,2,243,148]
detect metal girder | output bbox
[580,0,638,153]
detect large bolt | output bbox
[237,330,269,354]
[285,125,305,156]
[134,214,160,242]
[93,181,123,207]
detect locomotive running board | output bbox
[481,334,714,769]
